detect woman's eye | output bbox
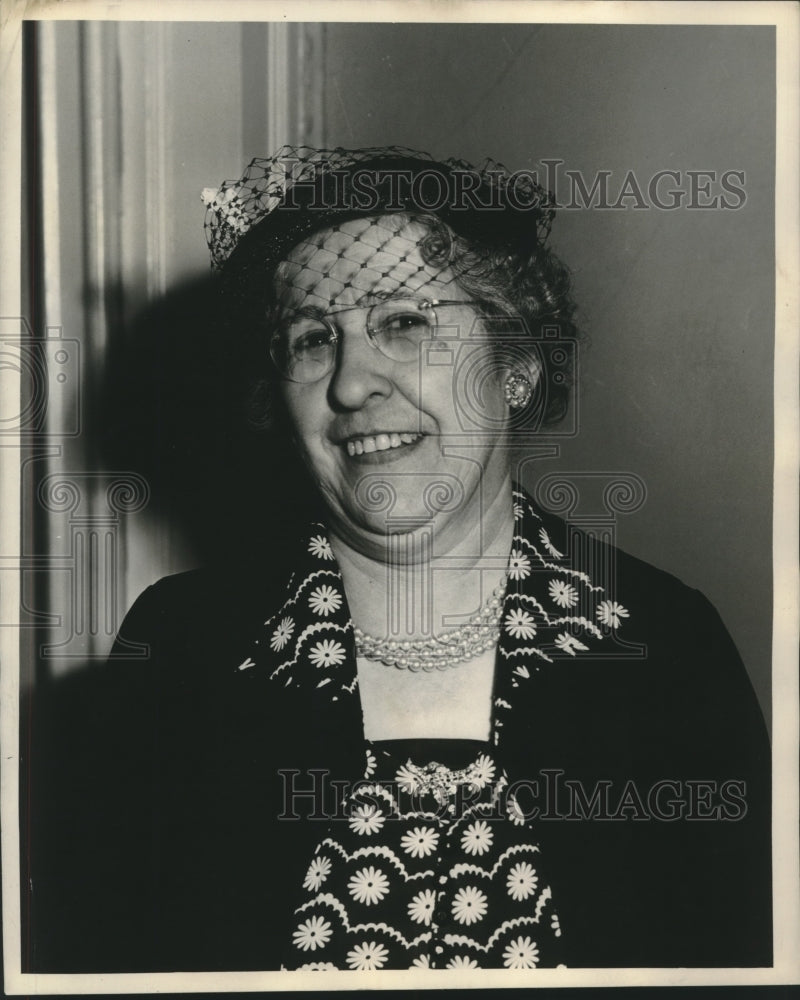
[378,311,431,341]
[290,327,336,355]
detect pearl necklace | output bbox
[353,576,508,672]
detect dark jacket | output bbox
[27,501,772,972]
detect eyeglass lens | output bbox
[271,298,438,383]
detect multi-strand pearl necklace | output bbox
[353,576,508,672]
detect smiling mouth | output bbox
[345,432,423,457]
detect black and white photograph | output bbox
[1,1,798,993]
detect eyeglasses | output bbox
[269,297,480,384]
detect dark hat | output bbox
[203,146,556,276]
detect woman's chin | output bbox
[329,495,485,565]
[334,477,467,534]
[337,507,435,552]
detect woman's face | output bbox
[273,216,514,560]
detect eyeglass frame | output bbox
[269,297,487,384]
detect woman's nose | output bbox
[327,316,393,411]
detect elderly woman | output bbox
[32,148,771,973]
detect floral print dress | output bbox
[287,738,564,970]
[239,487,631,971]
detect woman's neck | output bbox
[329,476,515,640]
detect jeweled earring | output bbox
[504,372,532,409]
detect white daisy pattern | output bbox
[503,935,540,969]
[302,856,332,892]
[308,639,346,669]
[297,961,338,971]
[400,826,439,858]
[347,866,390,906]
[269,616,294,651]
[538,527,564,559]
[292,915,332,952]
[307,585,342,618]
[307,534,333,560]
[287,738,566,969]
[597,600,630,629]
[469,754,496,791]
[363,748,377,779]
[348,803,385,836]
[548,578,579,609]
[447,955,479,969]
[507,549,532,581]
[506,861,539,901]
[347,941,389,970]
[504,608,537,640]
[507,793,527,826]
[452,885,488,926]
[461,819,493,856]
[407,889,437,925]
[554,631,590,656]
[395,764,421,795]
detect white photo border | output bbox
[1,0,798,993]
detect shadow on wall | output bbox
[93,273,320,575]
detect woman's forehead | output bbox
[273,216,456,310]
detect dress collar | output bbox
[237,485,632,731]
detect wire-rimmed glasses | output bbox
[269,297,479,384]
